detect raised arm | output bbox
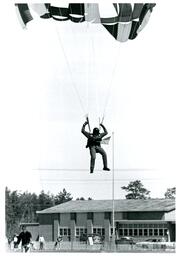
[100,123,108,138]
[81,121,90,138]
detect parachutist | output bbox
[81,120,110,173]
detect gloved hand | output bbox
[84,120,88,125]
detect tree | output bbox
[76,197,85,200]
[5,187,73,237]
[121,180,150,199]
[164,187,176,199]
[76,197,93,200]
[54,188,73,205]
[5,187,22,236]
[38,190,54,210]
[19,192,39,223]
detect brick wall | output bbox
[93,212,104,226]
[76,213,87,226]
[60,213,70,226]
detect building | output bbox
[36,199,175,243]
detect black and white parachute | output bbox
[15,3,156,42]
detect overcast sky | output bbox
[1,1,179,201]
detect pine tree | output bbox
[121,180,150,199]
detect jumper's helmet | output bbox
[93,127,99,135]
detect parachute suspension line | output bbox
[99,115,105,131]
[69,4,89,116]
[85,21,90,117]
[101,115,105,125]
[101,22,121,122]
[53,24,87,116]
[84,21,99,122]
[92,29,100,122]
[101,4,127,122]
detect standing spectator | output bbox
[17,226,32,252]
[54,236,63,250]
[7,236,12,250]
[13,234,19,251]
[39,235,45,250]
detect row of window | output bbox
[59,227,168,237]
[76,227,105,237]
[116,228,168,237]
[59,227,105,237]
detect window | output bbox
[93,227,105,236]
[134,229,138,236]
[149,229,153,236]
[159,229,164,236]
[144,229,148,236]
[129,229,133,236]
[102,229,105,236]
[76,227,87,237]
[139,229,143,236]
[59,228,71,236]
[154,229,158,236]
[124,229,128,236]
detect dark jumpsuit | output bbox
[81,123,108,172]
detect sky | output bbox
[1,1,179,202]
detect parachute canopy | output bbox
[15,3,156,42]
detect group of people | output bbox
[8,226,46,252]
[8,225,63,252]
[8,226,33,252]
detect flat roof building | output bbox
[36,199,175,243]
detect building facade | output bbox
[36,199,175,243]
